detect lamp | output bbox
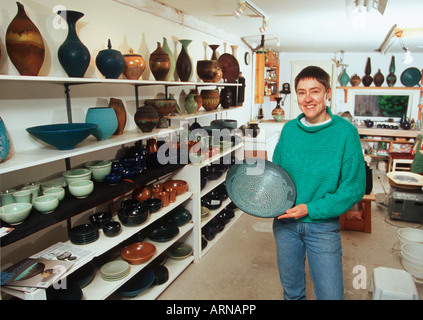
[233,0,246,18]
[400,39,413,64]
[233,0,269,33]
[259,17,270,33]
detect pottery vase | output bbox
[339,67,349,87]
[373,69,384,87]
[386,55,397,87]
[108,98,126,135]
[185,94,198,114]
[146,138,158,164]
[185,89,202,111]
[57,10,90,78]
[220,87,232,109]
[6,2,45,76]
[85,107,118,141]
[96,39,126,79]
[272,97,285,122]
[209,44,219,60]
[134,105,159,133]
[200,89,220,111]
[123,48,145,80]
[149,42,170,81]
[197,60,219,83]
[0,117,10,162]
[176,39,193,82]
[162,37,175,81]
[350,74,361,87]
[362,57,373,87]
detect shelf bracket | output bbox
[64,84,73,123]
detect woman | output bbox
[272,66,365,300]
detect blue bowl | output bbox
[26,123,98,150]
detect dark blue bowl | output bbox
[26,123,98,150]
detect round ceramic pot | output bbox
[123,48,146,80]
[134,105,159,133]
[200,89,220,111]
[197,60,219,82]
[96,39,125,79]
[85,107,118,140]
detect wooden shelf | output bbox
[337,86,423,103]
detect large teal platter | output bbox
[225,160,296,218]
[400,67,421,87]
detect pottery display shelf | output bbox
[337,86,423,103]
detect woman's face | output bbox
[296,78,331,124]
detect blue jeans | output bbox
[273,218,344,300]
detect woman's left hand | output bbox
[278,204,308,219]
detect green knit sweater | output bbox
[272,108,366,222]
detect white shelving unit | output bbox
[0,74,245,300]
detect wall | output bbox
[256,51,423,121]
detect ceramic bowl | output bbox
[0,202,32,225]
[142,198,162,213]
[41,181,63,190]
[89,211,112,228]
[162,180,188,196]
[63,168,92,185]
[104,173,121,185]
[33,195,59,214]
[26,123,98,150]
[68,180,94,199]
[117,204,149,226]
[102,221,121,237]
[168,207,192,227]
[12,190,33,203]
[43,187,65,201]
[85,160,112,182]
[121,242,157,264]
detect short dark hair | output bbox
[295,66,331,92]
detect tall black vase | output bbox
[57,10,91,78]
[176,39,192,82]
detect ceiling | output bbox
[154,0,423,53]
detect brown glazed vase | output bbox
[123,48,146,80]
[6,2,45,76]
[350,74,361,87]
[362,57,373,87]
[373,69,384,87]
[108,98,126,135]
[134,105,159,132]
[200,89,220,111]
[176,39,193,82]
[149,42,170,81]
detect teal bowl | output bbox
[26,123,98,150]
[33,195,59,214]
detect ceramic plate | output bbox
[217,53,240,83]
[400,67,421,87]
[166,242,193,260]
[225,160,296,218]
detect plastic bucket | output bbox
[397,228,423,247]
[401,243,423,283]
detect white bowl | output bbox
[43,187,65,201]
[33,195,59,214]
[85,160,112,182]
[63,168,92,185]
[69,180,94,199]
[398,228,423,247]
[0,203,32,225]
[401,243,423,281]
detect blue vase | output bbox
[96,39,126,79]
[85,107,118,141]
[57,10,91,78]
[339,67,349,87]
[0,117,10,162]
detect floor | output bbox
[158,167,423,300]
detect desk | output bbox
[340,192,376,233]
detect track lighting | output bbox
[403,48,413,64]
[233,0,246,18]
[259,17,269,33]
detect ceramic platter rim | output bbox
[225,160,296,218]
[400,67,422,87]
[217,53,240,83]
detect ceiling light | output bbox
[233,0,246,18]
[259,17,269,33]
[403,49,413,64]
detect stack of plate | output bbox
[166,242,193,260]
[201,206,210,221]
[69,224,99,245]
[100,261,130,281]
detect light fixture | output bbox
[259,17,269,33]
[346,0,387,29]
[241,35,279,51]
[233,0,246,18]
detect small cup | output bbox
[21,184,40,199]
[0,189,17,206]
[68,180,94,199]
[43,187,65,201]
[158,191,170,207]
[165,187,177,203]
[33,195,59,214]
[13,190,33,204]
